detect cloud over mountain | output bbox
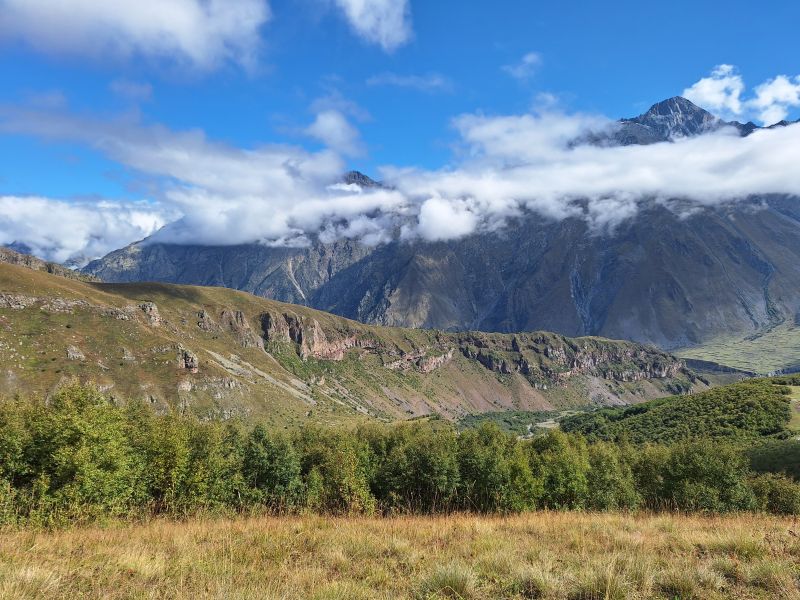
[2,92,800,263]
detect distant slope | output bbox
[1,246,97,282]
[560,379,793,443]
[0,261,698,426]
[678,322,800,375]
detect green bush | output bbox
[456,423,535,513]
[0,383,797,525]
[528,430,589,509]
[749,473,800,515]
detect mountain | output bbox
[83,98,800,367]
[0,257,700,425]
[613,96,723,144]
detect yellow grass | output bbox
[1,512,799,599]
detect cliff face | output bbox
[258,310,689,389]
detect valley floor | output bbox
[1,513,798,599]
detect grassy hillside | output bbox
[678,322,800,374]
[1,512,798,599]
[0,261,698,425]
[560,380,793,443]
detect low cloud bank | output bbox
[1,97,799,263]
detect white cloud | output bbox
[684,65,800,125]
[0,196,171,263]
[3,98,800,260]
[502,52,542,82]
[304,110,364,156]
[0,0,270,71]
[682,64,744,116]
[332,0,412,52]
[413,197,477,241]
[750,75,800,125]
[366,72,453,93]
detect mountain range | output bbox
[83,98,800,360]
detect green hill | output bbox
[560,379,794,443]
[0,260,698,426]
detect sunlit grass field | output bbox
[1,512,798,599]
[678,323,800,374]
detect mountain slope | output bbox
[83,98,800,364]
[0,261,697,425]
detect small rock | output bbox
[66,345,85,361]
[178,347,199,373]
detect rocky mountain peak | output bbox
[625,96,720,139]
[343,170,381,188]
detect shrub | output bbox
[749,473,800,515]
[528,430,589,509]
[457,423,535,512]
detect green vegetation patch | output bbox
[560,380,792,444]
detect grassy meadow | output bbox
[678,322,800,374]
[1,512,799,599]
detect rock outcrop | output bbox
[219,309,264,349]
[457,332,687,386]
[139,302,162,326]
[66,345,85,361]
[178,348,199,372]
[261,311,376,360]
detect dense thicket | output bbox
[559,381,792,443]
[1,384,799,526]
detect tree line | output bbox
[1,384,798,526]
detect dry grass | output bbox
[1,513,799,599]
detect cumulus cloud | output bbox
[0,0,270,71]
[682,64,744,116]
[750,75,800,125]
[684,65,800,125]
[366,72,453,93]
[332,0,412,52]
[304,110,364,156]
[502,52,542,82]
[3,96,800,261]
[0,104,405,255]
[413,197,478,241]
[0,196,170,263]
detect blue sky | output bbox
[1,0,799,262]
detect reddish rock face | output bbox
[219,309,264,350]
